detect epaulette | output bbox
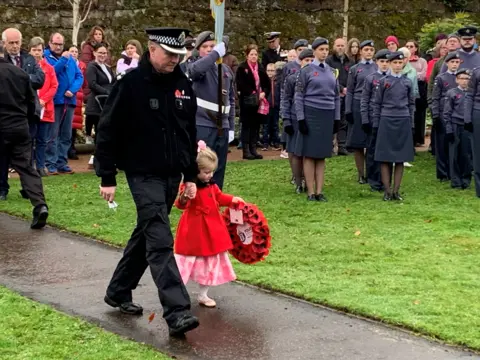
[116,68,134,81]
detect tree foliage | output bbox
[417,12,478,52]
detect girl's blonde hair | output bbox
[197,142,218,171]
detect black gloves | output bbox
[298,120,308,135]
[465,122,473,132]
[346,113,354,124]
[445,132,455,143]
[284,124,294,135]
[361,123,372,134]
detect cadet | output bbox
[186,31,235,190]
[360,49,390,192]
[443,68,472,189]
[261,32,285,69]
[281,48,314,194]
[346,40,377,184]
[465,66,480,197]
[95,28,200,337]
[280,39,308,89]
[294,37,340,202]
[431,52,461,181]
[441,26,480,73]
[373,51,415,201]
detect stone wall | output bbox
[1,0,480,59]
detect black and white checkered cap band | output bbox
[148,35,184,47]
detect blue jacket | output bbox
[280,71,299,129]
[360,71,388,127]
[43,49,84,106]
[346,61,377,113]
[443,87,467,133]
[465,67,480,124]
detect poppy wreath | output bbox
[223,202,271,265]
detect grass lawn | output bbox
[1,153,480,349]
[0,287,171,360]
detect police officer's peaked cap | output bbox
[360,40,374,49]
[293,39,309,50]
[265,32,281,41]
[445,51,461,62]
[374,49,390,60]
[456,68,471,77]
[386,51,404,61]
[145,27,189,55]
[312,37,328,50]
[457,26,478,38]
[195,31,215,50]
[299,48,314,60]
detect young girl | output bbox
[174,141,244,308]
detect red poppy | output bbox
[385,83,391,89]
[313,72,319,76]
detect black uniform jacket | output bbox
[95,53,198,187]
[0,57,36,132]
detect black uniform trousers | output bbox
[0,125,46,207]
[448,124,472,189]
[366,129,383,190]
[197,125,228,190]
[471,110,480,197]
[434,119,450,180]
[414,82,428,145]
[336,97,348,150]
[106,173,191,326]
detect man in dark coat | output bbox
[95,27,200,337]
[261,31,286,69]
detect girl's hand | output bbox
[259,92,266,100]
[232,197,245,204]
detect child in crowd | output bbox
[443,68,473,189]
[174,141,244,308]
[262,63,282,150]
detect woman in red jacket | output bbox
[174,141,244,308]
[29,37,59,177]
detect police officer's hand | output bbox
[100,186,116,202]
[284,124,294,135]
[298,120,308,135]
[346,113,354,124]
[446,132,455,143]
[465,122,474,132]
[184,182,197,199]
[213,42,226,57]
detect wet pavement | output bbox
[0,214,476,360]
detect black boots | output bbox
[242,143,255,160]
[249,143,263,160]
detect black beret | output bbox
[265,32,281,41]
[312,37,328,50]
[386,51,404,61]
[374,49,390,60]
[360,40,374,49]
[293,39,309,50]
[456,68,471,77]
[299,48,314,60]
[445,52,461,62]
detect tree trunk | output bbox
[343,0,349,39]
[72,0,80,46]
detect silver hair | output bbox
[2,28,22,42]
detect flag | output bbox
[210,0,225,43]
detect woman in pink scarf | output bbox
[236,44,271,160]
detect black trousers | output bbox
[414,101,428,145]
[106,173,191,326]
[241,121,261,146]
[448,124,472,189]
[336,97,347,150]
[0,125,46,208]
[434,119,450,180]
[85,114,100,137]
[366,129,383,190]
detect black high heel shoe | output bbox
[383,191,392,201]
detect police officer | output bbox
[465,65,480,197]
[0,41,48,229]
[441,26,480,73]
[186,31,235,190]
[95,27,200,337]
[431,52,461,181]
[262,32,286,69]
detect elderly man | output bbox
[95,27,200,337]
[43,32,83,175]
[0,28,45,200]
[0,41,48,228]
[186,31,235,190]
[262,31,287,69]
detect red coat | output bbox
[174,183,234,256]
[73,61,87,130]
[38,59,58,123]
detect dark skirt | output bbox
[286,118,298,153]
[346,99,368,149]
[375,116,414,163]
[294,106,334,159]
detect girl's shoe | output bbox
[198,296,216,308]
[88,155,95,169]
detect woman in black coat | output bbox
[85,43,115,142]
[236,44,271,160]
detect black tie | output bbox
[382,72,387,76]
[320,63,324,68]
[366,61,370,65]
[15,56,21,67]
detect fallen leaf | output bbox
[346,208,351,213]
[148,312,156,323]
[424,219,432,223]
[93,224,100,228]
[73,184,78,189]
[354,230,361,236]
[413,299,421,305]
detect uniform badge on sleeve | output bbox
[150,98,159,110]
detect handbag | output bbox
[242,93,259,108]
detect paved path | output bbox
[0,214,475,360]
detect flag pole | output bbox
[211,0,225,136]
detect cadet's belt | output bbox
[197,98,231,114]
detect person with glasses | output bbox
[441,27,480,73]
[43,32,84,175]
